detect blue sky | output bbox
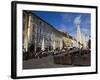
[32,11,91,38]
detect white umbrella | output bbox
[41,37,45,51]
[60,40,63,50]
[53,41,55,50]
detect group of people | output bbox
[23,45,90,61]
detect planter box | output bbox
[53,54,72,65]
[73,53,91,66]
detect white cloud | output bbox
[81,28,90,40]
[74,15,81,25]
[81,28,90,34]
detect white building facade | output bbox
[23,11,67,53]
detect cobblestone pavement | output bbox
[23,55,74,69]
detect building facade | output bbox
[23,11,76,54]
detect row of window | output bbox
[30,13,64,47]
